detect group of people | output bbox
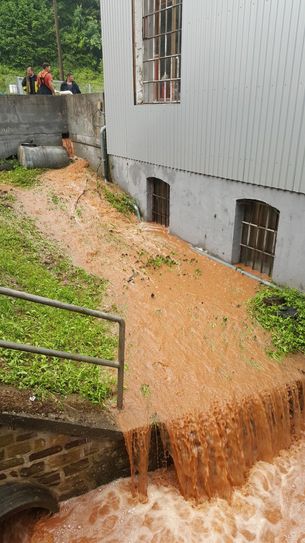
[22,63,81,96]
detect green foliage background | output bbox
[0,0,103,89]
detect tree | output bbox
[52,0,64,79]
[59,1,102,70]
[0,0,57,69]
[0,0,102,72]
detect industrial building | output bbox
[101,0,305,289]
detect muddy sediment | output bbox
[3,161,305,538]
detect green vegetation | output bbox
[0,0,101,72]
[194,268,202,277]
[0,64,103,95]
[0,65,21,95]
[0,0,103,94]
[245,358,262,370]
[0,193,117,404]
[140,383,151,398]
[250,287,305,358]
[49,192,66,211]
[70,66,103,94]
[0,163,43,188]
[146,254,178,269]
[102,186,136,217]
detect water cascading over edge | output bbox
[124,380,305,502]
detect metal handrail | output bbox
[0,287,125,409]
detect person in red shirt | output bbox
[37,62,55,95]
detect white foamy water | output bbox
[9,437,305,543]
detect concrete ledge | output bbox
[0,411,121,441]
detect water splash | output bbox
[6,435,305,542]
[126,381,305,501]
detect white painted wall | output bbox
[110,155,305,290]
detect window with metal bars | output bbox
[239,200,279,276]
[135,0,183,104]
[149,177,170,226]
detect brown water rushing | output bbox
[125,381,305,501]
[4,435,305,542]
[4,161,305,539]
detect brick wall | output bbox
[0,424,130,501]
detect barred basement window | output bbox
[148,178,170,226]
[134,0,183,104]
[239,200,279,276]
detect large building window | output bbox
[134,0,183,104]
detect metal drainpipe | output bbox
[132,203,142,221]
[100,126,109,182]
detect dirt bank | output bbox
[5,160,302,434]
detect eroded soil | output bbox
[2,159,303,433]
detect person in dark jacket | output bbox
[22,66,38,94]
[60,73,81,94]
[37,62,55,95]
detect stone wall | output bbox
[0,423,129,501]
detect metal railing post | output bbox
[117,320,125,409]
[0,287,125,409]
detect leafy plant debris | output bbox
[250,287,305,358]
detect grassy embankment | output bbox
[0,168,117,405]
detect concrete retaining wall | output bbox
[0,94,104,172]
[0,96,68,159]
[65,93,104,172]
[110,155,305,291]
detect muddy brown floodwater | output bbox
[3,160,305,540]
[4,436,305,542]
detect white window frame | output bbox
[133,0,183,104]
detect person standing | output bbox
[37,62,55,95]
[60,73,81,94]
[22,66,38,95]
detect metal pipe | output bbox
[100,126,109,182]
[132,203,142,221]
[192,247,277,288]
[0,341,120,369]
[0,287,124,325]
[0,287,126,408]
[117,320,126,409]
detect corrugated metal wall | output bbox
[101,0,305,195]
